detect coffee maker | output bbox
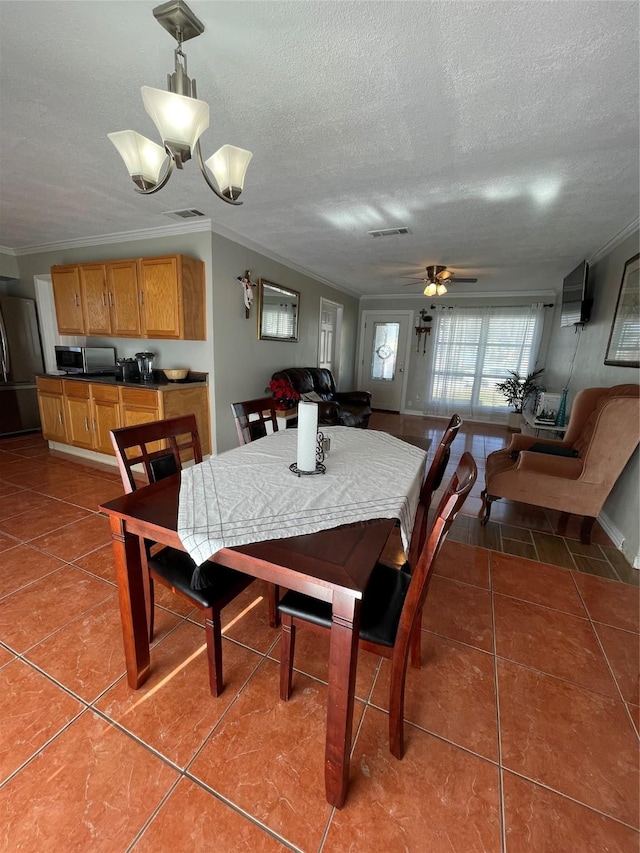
[135,351,155,383]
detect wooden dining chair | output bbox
[278,451,477,759]
[109,414,255,696]
[231,397,280,446]
[379,413,462,664]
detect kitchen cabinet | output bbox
[51,267,85,334]
[36,378,67,443]
[50,254,205,340]
[138,255,205,339]
[36,376,210,457]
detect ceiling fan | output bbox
[401,265,478,295]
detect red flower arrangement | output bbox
[268,378,300,410]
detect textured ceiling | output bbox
[0,1,638,297]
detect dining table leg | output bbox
[108,516,151,689]
[325,590,360,809]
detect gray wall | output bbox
[14,228,359,454]
[542,230,640,565]
[0,251,20,281]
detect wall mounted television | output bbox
[560,260,591,327]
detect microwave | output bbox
[55,345,116,375]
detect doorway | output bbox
[318,298,343,384]
[357,310,412,411]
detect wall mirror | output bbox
[604,253,639,367]
[258,279,300,341]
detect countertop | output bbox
[38,371,208,391]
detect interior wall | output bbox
[0,251,20,281]
[542,230,640,565]
[15,228,358,454]
[208,231,359,453]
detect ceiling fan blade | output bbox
[437,269,453,280]
[400,280,426,286]
[450,277,478,283]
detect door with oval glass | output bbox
[358,310,412,411]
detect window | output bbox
[370,321,400,381]
[425,305,544,420]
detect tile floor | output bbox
[0,418,638,852]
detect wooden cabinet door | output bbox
[38,393,67,442]
[107,260,141,337]
[139,256,181,339]
[65,396,93,449]
[92,399,120,454]
[80,264,111,335]
[51,266,85,334]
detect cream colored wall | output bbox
[15,228,359,455]
[542,231,639,565]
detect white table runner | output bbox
[177,426,427,568]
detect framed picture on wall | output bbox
[604,253,639,368]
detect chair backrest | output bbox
[231,397,280,446]
[110,414,202,494]
[408,414,462,563]
[399,452,477,643]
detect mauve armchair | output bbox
[480,384,640,543]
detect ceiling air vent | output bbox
[368,226,412,238]
[163,209,207,220]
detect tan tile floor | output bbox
[0,418,638,852]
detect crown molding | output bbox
[360,290,557,302]
[9,219,362,299]
[0,246,18,256]
[588,217,640,266]
[10,219,214,256]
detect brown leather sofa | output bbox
[480,384,640,543]
[271,367,372,428]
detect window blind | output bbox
[425,305,544,421]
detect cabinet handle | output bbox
[58,412,63,426]
[74,293,80,307]
[102,292,106,306]
[92,418,96,432]
[84,417,89,431]
[139,291,144,306]
[108,292,114,307]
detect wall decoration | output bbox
[604,253,639,367]
[258,279,300,341]
[236,270,256,318]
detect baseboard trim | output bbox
[597,510,624,550]
[49,442,117,468]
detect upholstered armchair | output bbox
[480,384,640,543]
[271,367,372,428]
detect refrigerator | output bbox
[0,295,45,436]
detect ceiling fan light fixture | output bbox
[108,0,251,204]
[424,283,437,297]
[436,283,448,296]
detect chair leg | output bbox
[268,583,281,628]
[388,650,410,760]
[557,512,570,537]
[279,613,296,701]
[580,516,596,545]
[480,491,495,526]
[204,609,224,697]
[147,577,155,643]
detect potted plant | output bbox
[495,369,544,430]
[267,377,300,410]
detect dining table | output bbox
[100,426,427,808]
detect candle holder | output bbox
[289,462,326,476]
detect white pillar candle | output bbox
[297,401,318,472]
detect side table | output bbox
[522,408,569,438]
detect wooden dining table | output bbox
[100,473,397,808]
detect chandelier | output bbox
[422,265,451,297]
[108,0,252,205]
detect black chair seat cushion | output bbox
[278,562,411,647]
[148,547,252,609]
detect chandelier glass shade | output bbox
[108,0,252,204]
[423,282,448,296]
